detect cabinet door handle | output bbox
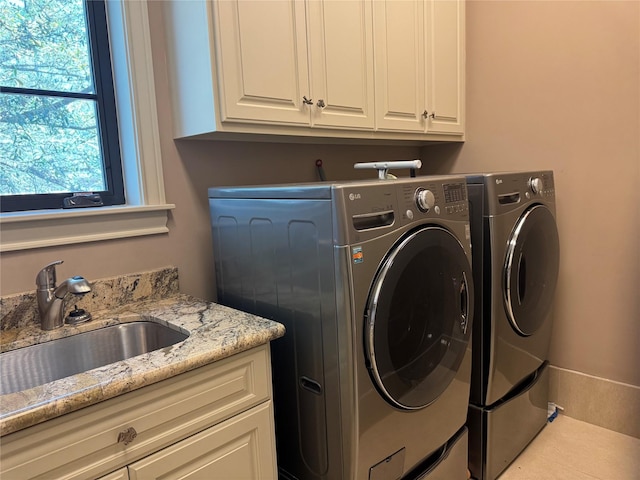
[422,109,429,119]
[302,96,313,105]
[316,99,325,108]
[117,427,138,445]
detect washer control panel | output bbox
[400,180,469,223]
[415,188,435,212]
[339,176,470,243]
[528,176,543,194]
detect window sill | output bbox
[0,204,175,252]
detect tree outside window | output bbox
[0,0,124,212]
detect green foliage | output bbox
[0,0,105,196]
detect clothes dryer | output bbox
[465,171,560,480]
[209,176,474,479]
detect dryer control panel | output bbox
[526,174,555,198]
[468,171,556,216]
[485,171,555,199]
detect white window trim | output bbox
[0,0,174,253]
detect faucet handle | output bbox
[36,260,63,289]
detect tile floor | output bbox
[497,414,640,479]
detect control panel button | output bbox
[528,177,543,194]
[415,188,435,212]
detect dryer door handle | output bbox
[460,272,470,335]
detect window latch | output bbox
[63,193,104,208]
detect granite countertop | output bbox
[0,294,285,437]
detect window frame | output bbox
[0,0,126,212]
[0,0,174,252]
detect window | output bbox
[0,0,174,251]
[0,0,125,212]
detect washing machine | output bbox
[209,176,474,479]
[465,171,560,480]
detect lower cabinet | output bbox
[97,469,129,480]
[98,402,275,480]
[126,402,275,480]
[1,345,277,480]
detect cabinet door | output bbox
[98,468,129,480]
[127,402,277,480]
[425,0,465,134]
[373,0,427,132]
[307,0,375,129]
[214,0,311,125]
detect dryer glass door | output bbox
[504,204,560,336]
[365,226,474,410]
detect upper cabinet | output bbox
[307,1,375,130]
[427,0,465,134]
[164,0,464,143]
[214,0,310,126]
[373,0,464,135]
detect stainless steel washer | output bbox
[465,171,560,480]
[209,176,474,479]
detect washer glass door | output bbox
[504,204,560,336]
[365,226,473,410]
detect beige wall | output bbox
[422,0,640,387]
[1,1,638,389]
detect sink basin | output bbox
[0,321,189,395]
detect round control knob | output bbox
[529,177,543,194]
[415,188,435,212]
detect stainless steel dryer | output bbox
[209,176,474,480]
[465,171,560,480]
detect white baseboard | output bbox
[548,365,640,439]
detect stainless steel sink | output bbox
[0,321,189,395]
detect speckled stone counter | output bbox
[0,268,285,437]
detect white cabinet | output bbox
[165,0,375,137]
[373,0,465,135]
[426,0,465,134]
[0,345,277,480]
[213,0,310,126]
[97,467,129,480]
[94,404,276,480]
[164,0,463,142]
[306,0,375,130]
[373,0,427,133]
[211,0,375,131]
[127,402,276,480]
[98,468,129,480]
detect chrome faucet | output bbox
[36,260,92,330]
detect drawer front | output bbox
[1,345,272,480]
[128,401,277,480]
[97,468,129,480]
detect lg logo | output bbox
[349,193,362,201]
[495,179,503,185]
